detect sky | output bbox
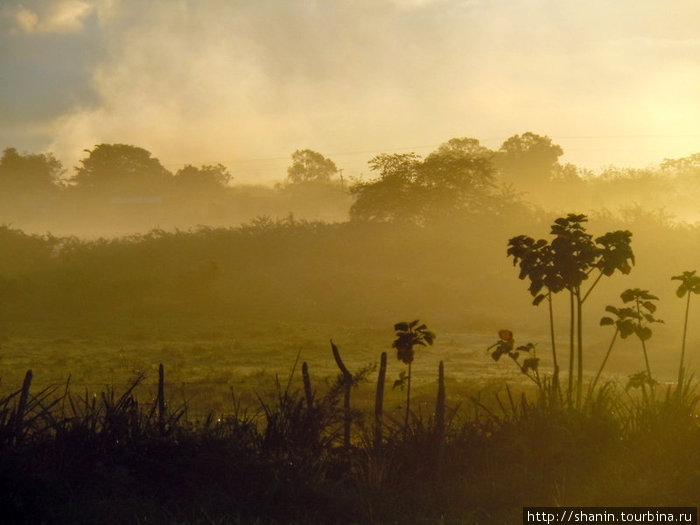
[1,0,699,182]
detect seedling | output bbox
[487,329,541,388]
[392,320,435,431]
[672,270,700,384]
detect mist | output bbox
[2,1,700,521]
[2,0,698,179]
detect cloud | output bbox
[11,0,696,178]
[8,0,94,34]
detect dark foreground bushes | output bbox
[0,364,698,525]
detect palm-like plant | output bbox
[672,270,700,384]
[392,320,435,431]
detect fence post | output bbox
[435,360,445,441]
[331,340,353,448]
[375,352,387,449]
[158,363,166,436]
[302,362,313,409]
[16,369,33,444]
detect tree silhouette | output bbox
[419,137,496,220]
[351,139,499,224]
[286,149,338,184]
[174,164,231,191]
[496,132,563,186]
[0,147,63,193]
[350,153,424,223]
[73,144,171,193]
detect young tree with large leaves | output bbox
[507,214,634,407]
[672,270,700,384]
[392,320,435,431]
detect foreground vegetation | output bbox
[0,133,698,522]
[0,341,698,525]
[1,219,698,523]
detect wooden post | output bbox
[375,352,387,449]
[16,369,33,444]
[302,362,313,409]
[435,361,445,441]
[158,363,166,436]
[331,340,352,448]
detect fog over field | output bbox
[1,2,699,522]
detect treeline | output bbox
[2,133,699,236]
[1,210,698,358]
[0,145,351,236]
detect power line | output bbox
[161,134,700,170]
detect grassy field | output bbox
[0,318,519,420]
[0,319,697,524]
[0,315,685,421]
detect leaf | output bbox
[620,289,636,303]
[533,294,546,306]
[643,313,663,324]
[635,325,652,341]
[393,371,407,390]
[508,351,520,361]
[642,301,656,313]
[605,305,620,315]
[498,329,513,341]
[523,357,539,373]
[600,317,614,326]
[619,320,636,339]
[394,322,409,332]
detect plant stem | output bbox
[576,287,583,409]
[636,299,653,381]
[375,352,387,448]
[678,292,691,385]
[547,292,560,399]
[405,362,412,433]
[581,269,604,304]
[568,289,575,407]
[590,328,618,394]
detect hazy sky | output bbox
[1,0,698,182]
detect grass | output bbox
[0,331,698,524]
[0,311,698,524]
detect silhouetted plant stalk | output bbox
[590,322,620,394]
[672,270,700,385]
[374,351,387,448]
[546,292,560,401]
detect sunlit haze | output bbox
[1,0,698,181]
